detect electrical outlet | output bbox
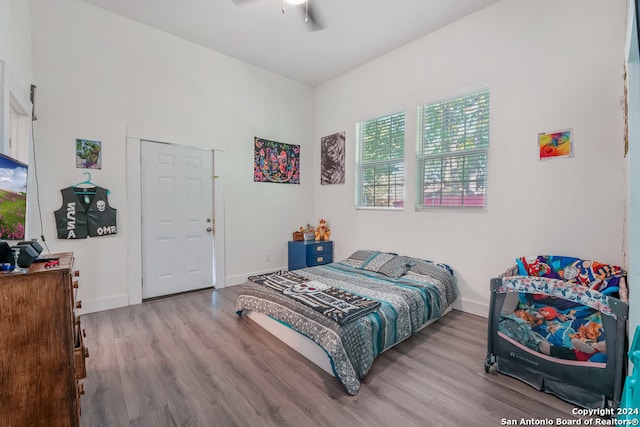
[264,254,270,262]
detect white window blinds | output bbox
[417,89,490,208]
[356,112,405,208]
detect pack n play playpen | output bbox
[485,256,629,409]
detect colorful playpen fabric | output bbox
[515,255,624,296]
[497,256,627,365]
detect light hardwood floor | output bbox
[79,286,581,427]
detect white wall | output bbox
[30,0,315,312]
[24,0,632,316]
[313,0,629,316]
[0,0,33,151]
[0,0,36,237]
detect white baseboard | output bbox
[453,298,489,318]
[79,293,129,315]
[225,275,248,287]
[79,277,490,320]
[225,266,287,287]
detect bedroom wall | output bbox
[312,0,629,316]
[0,0,33,150]
[0,0,32,82]
[29,0,314,312]
[0,0,38,241]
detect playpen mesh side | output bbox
[487,277,628,409]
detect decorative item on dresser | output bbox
[0,252,88,427]
[288,240,333,270]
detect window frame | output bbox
[355,111,406,210]
[416,89,490,210]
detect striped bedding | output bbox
[235,252,457,395]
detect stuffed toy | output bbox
[314,218,331,241]
[570,321,602,342]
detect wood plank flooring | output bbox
[79,286,582,427]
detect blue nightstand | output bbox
[288,240,333,271]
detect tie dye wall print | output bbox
[538,129,573,160]
[254,137,300,184]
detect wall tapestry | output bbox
[76,139,102,169]
[321,131,345,185]
[254,137,300,184]
[538,129,573,160]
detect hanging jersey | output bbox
[54,186,117,239]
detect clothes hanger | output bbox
[73,172,96,195]
[72,172,112,196]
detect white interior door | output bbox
[141,140,214,299]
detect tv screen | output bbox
[0,153,27,240]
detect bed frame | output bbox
[247,304,454,378]
[236,251,459,394]
[247,310,335,376]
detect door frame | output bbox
[126,127,226,305]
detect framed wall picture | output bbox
[321,131,345,185]
[254,137,300,184]
[538,129,573,160]
[76,139,102,169]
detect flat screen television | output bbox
[0,153,27,240]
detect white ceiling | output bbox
[80,0,499,87]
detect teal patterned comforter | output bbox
[235,253,457,395]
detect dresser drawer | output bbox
[305,242,333,267]
[288,240,333,270]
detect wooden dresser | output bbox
[0,252,88,427]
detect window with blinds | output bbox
[417,89,490,208]
[356,112,405,208]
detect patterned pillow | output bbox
[562,259,624,292]
[343,250,378,268]
[408,258,454,276]
[516,255,625,294]
[360,251,411,279]
[515,256,562,279]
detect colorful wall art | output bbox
[538,129,573,160]
[76,139,102,169]
[321,131,345,185]
[254,137,300,184]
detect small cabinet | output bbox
[288,240,333,270]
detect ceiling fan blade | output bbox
[299,1,324,31]
[233,0,325,30]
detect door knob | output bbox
[206,227,213,233]
[206,218,212,223]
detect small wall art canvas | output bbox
[254,137,300,184]
[538,129,573,160]
[321,131,345,185]
[76,139,102,169]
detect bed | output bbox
[235,250,458,395]
[485,255,629,409]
